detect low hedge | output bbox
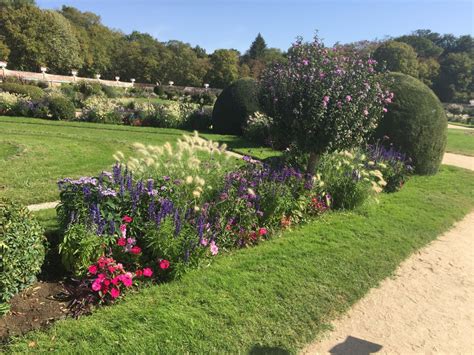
[0,82,44,100]
[0,199,45,304]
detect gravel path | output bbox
[448,123,474,130]
[303,153,474,355]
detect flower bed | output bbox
[55,132,411,314]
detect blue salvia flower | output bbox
[113,163,122,184]
[174,209,181,236]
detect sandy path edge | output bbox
[302,153,474,354]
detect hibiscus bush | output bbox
[259,35,392,173]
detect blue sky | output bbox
[36,0,473,53]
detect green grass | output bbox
[0,116,268,205]
[446,128,474,156]
[5,166,474,354]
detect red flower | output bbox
[135,269,143,277]
[258,227,268,236]
[117,238,126,246]
[111,277,120,285]
[88,265,98,275]
[225,225,231,231]
[159,259,170,270]
[108,266,116,273]
[130,246,142,255]
[122,215,133,223]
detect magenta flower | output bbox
[143,268,153,277]
[302,59,309,65]
[120,224,127,238]
[88,265,98,275]
[110,288,120,299]
[91,280,102,291]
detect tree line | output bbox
[0,0,472,101]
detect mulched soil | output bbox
[0,281,68,343]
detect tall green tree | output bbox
[205,49,239,88]
[248,33,267,60]
[0,5,83,73]
[60,6,122,77]
[373,41,419,77]
[395,35,443,58]
[434,52,473,102]
[0,38,10,61]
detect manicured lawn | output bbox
[448,121,474,129]
[446,128,474,156]
[5,166,474,354]
[0,116,269,205]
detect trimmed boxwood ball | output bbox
[0,199,45,303]
[375,72,447,175]
[212,78,260,135]
[47,95,76,120]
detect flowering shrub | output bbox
[260,35,393,173]
[0,92,21,115]
[318,150,386,209]
[366,139,413,192]
[243,111,274,145]
[81,96,123,124]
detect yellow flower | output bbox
[185,176,194,184]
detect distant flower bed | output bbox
[56,132,411,315]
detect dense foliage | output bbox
[212,78,260,135]
[0,199,45,304]
[373,41,419,78]
[260,36,392,173]
[375,72,447,175]
[0,82,44,100]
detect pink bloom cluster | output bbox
[88,256,153,301]
[116,216,142,255]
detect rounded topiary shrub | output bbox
[47,96,76,120]
[375,72,447,175]
[212,78,260,135]
[0,199,45,303]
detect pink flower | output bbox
[345,95,352,102]
[258,227,268,236]
[319,72,326,79]
[97,273,106,280]
[130,246,142,255]
[200,238,208,246]
[91,280,102,292]
[110,288,120,299]
[120,224,127,238]
[323,95,330,103]
[210,241,219,256]
[120,274,133,287]
[111,277,120,285]
[88,265,98,275]
[122,215,133,223]
[383,107,388,113]
[159,259,170,270]
[363,109,369,116]
[143,268,153,277]
[302,59,309,65]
